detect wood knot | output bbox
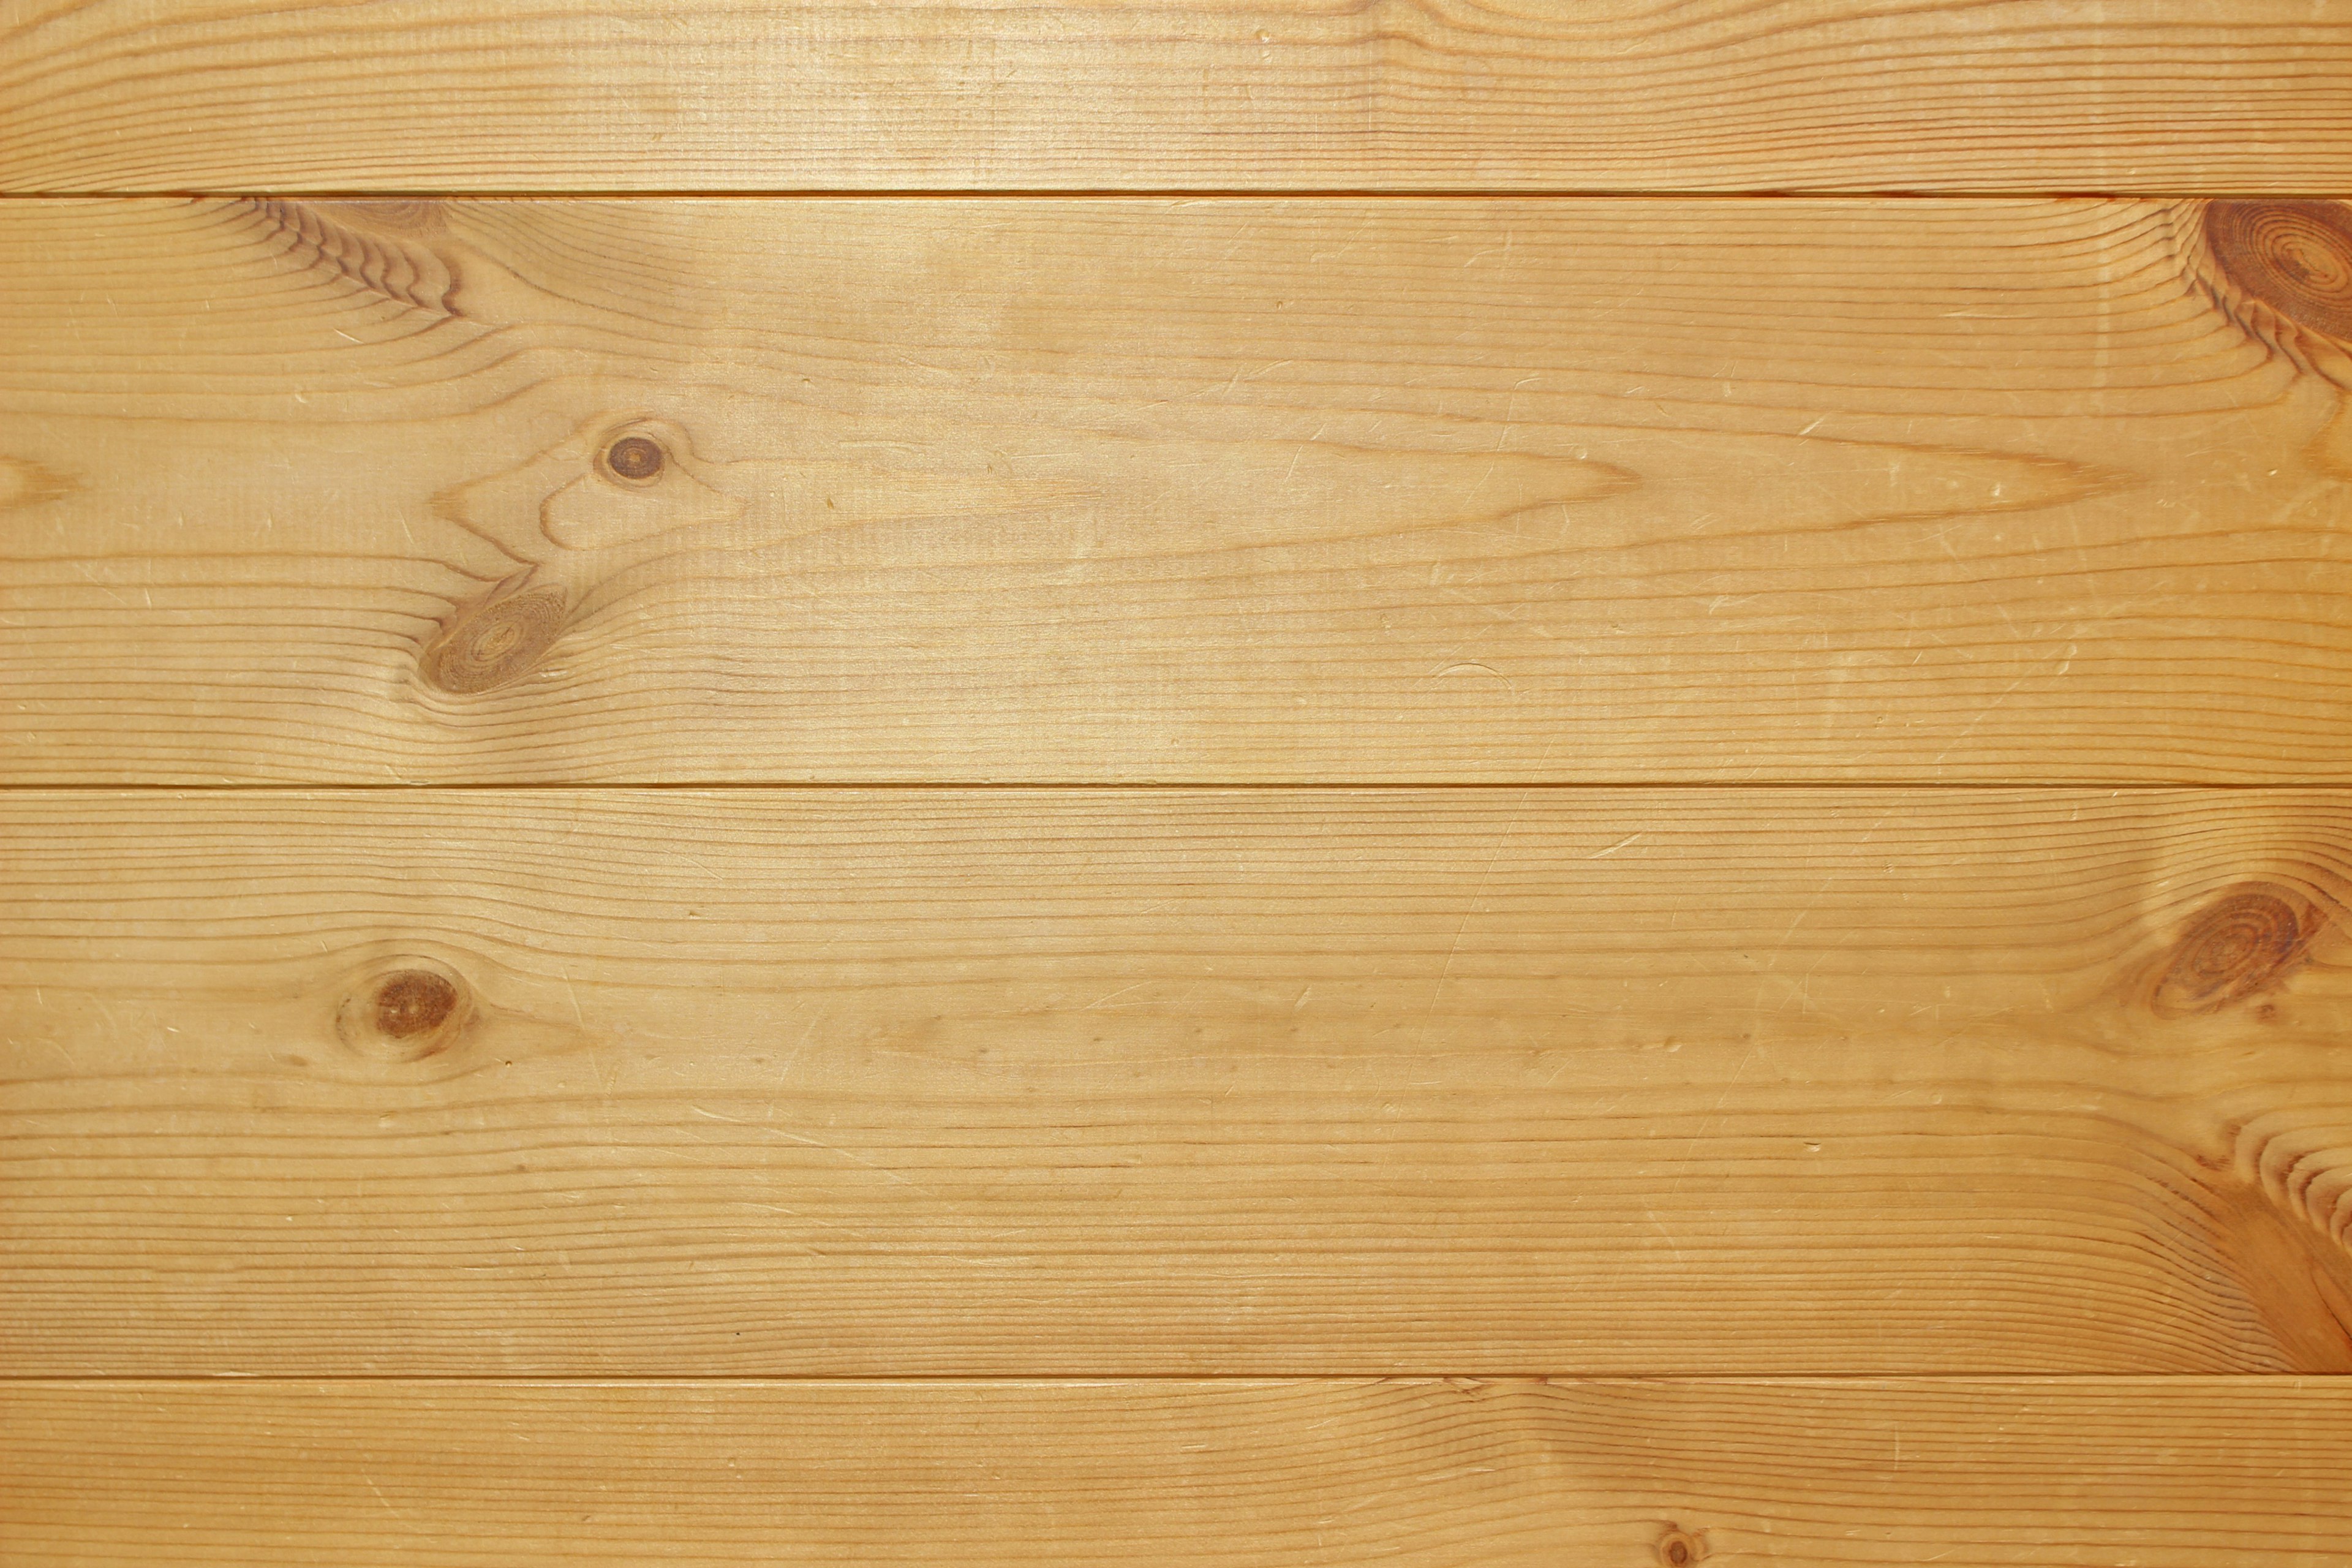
[2151,887,2320,1017]
[374,970,456,1038]
[420,584,568,694]
[603,433,666,482]
[337,959,469,1062]
[2204,200,2352,344]
[1656,1526,1705,1567]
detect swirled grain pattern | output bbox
[240,198,460,320]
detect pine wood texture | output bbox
[6,1378,2350,1566]
[5,2,2352,194]
[8,14,2351,1553]
[8,195,2352,783]
[8,788,2350,1376]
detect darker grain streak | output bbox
[0,454,77,513]
[2200,1163,2352,1374]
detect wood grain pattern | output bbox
[4,2,2351,194]
[6,1378,2350,1566]
[8,788,2351,1375]
[12,6,2349,1557]
[8,195,2352,783]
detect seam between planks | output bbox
[2,783,2348,798]
[10,189,2352,201]
[9,1374,2348,1384]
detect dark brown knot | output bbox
[604,434,666,481]
[337,959,470,1062]
[2204,200,2352,343]
[2151,889,2316,1017]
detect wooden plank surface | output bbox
[12,7,2349,1561]
[6,1378,2349,1566]
[5,2,2352,194]
[7,787,2351,1375]
[9,195,2352,783]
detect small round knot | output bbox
[337,958,469,1062]
[374,970,456,1038]
[1656,1528,1704,1567]
[604,434,666,481]
[420,585,568,694]
[2152,889,2310,1016]
[2204,200,2352,343]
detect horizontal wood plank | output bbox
[4,2,2351,193]
[7,196,2352,783]
[5,1378,2349,1565]
[6,788,2351,1374]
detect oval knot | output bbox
[420,585,568,694]
[2152,889,2312,1017]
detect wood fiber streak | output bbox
[4,1379,2350,1566]
[6,197,2352,782]
[6,789,2351,1376]
[2,1,2350,192]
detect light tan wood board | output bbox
[7,196,2352,783]
[7,788,2350,1375]
[4,2,2351,193]
[6,1378,2350,1566]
